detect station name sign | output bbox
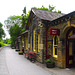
[50,28,60,35]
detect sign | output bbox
[50,28,59,35]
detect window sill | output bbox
[53,55,58,60]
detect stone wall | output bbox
[47,21,68,68]
[47,17,75,68]
[28,14,46,63]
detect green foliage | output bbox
[4,15,22,30]
[4,38,11,44]
[23,7,26,14]
[9,24,21,45]
[58,10,61,13]
[49,5,55,11]
[0,42,7,46]
[0,39,7,47]
[33,4,61,13]
[21,9,30,32]
[46,59,54,63]
[0,22,5,39]
[8,15,22,20]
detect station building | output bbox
[16,8,75,68]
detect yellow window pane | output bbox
[53,36,58,58]
[69,42,72,55]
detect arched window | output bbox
[53,36,58,57]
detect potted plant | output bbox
[18,51,23,55]
[46,57,55,68]
[11,47,15,49]
[16,49,20,52]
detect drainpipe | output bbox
[46,26,47,59]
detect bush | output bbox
[0,42,7,47]
[0,44,1,47]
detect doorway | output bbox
[73,41,75,67]
[66,27,75,68]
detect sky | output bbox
[0,0,75,39]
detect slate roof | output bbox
[21,30,28,35]
[32,8,64,21]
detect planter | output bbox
[18,51,23,55]
[11,47,15,49]
[16,49,20,52]
[46,62,55,68]
[19,53,23,55]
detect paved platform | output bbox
[0,47,9,75]
[35,62,75,75]
[0,46,75,75]
[0,46,51,75]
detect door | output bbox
[68,41,73,67]
[66,40,74,68]
[73,41,75,67]
[66,28,75,68]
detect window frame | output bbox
[53,35,58,58]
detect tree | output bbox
[4,15,22,30]
[0,22,5,39]
[21,7,30,32]
[4,16,22,46]
[4,38,11,44]
[9,24,21,46]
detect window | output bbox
[38,32,40,52]
[33,28,35,52]
[53,36,58,57]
